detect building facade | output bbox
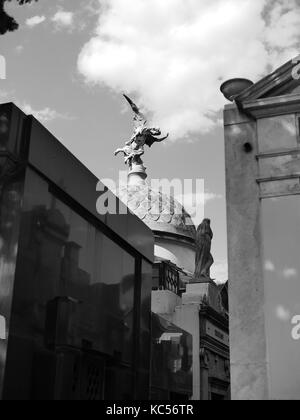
[222,58,300,400]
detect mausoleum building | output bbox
[222,57,300,400]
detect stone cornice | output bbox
[235,59,298,102]
[239,94,300,119]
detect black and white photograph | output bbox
[0,0,300,404]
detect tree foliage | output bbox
[0,0,38,35]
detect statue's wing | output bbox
[123,94,147,128]
[145,133,169,148]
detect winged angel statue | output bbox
[114,95,169,171]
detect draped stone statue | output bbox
[194,218,214,280]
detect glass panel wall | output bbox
[0,172,24,398]
[2,167,150,400]
[136,261,153,400]
[14,168,136,359]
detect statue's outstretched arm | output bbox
[114,148,124,156]
[146,133,169,147]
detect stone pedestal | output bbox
[151,290,182,317]
[183,282,223,313]
[128,164,147,186]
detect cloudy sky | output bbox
[1,0,300,282]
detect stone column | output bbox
[224,105,269,400]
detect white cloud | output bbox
[78,0,300,141]
[18,103,72,124]
[26,16,46,28]
[176,192,222,207]
[204,192,223,203]
[84,0,102,15]
[265,260,275,272]
[283,268,298,279]
[211,260,228,284]
[264,0,300,49]
[52,10,74,29]
[276,305,291,322]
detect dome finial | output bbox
[114,95,169,185]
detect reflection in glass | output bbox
[0,173,23,397]
[4,168,146,399]
[151,314,193,400]
[262,196,300,400]
[17,169,136,362]
[136,261,153,400]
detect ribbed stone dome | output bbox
[117,183,196,242]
